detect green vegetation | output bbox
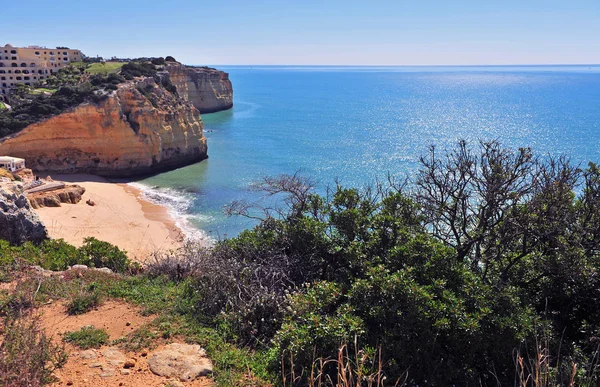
[0,314,67,386]
[0,101,6,110]
[4,141,600,385]
[0,237,132,274]
[29,88,57,95]
[85,61,125,74]
[64,326,109,349]
[66,290,101,315]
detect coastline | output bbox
[33,174,184,262]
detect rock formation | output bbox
[0,185,47,244]
[166,63,233,113]
[27,185,86,209]
[0,78,207,177]
[148,343,213,381]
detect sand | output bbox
[34,175,183,261]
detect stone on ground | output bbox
[102,347,126,366]
[148,343,212,381]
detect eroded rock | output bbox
[148,343,212,381]
[0,187,47,244]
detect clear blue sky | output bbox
[3,0,599,65]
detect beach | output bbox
[34,175,183,261]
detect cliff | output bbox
[0,78,207,177]
[166,63,233,114]
[0,184,47,244]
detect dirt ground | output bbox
[35,300,213,387]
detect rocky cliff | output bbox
[166,63,233,114]
[28,185,85,209]
[0,78,207,177]
[0,185,47,244]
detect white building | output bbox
[0,156,25,172]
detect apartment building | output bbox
[0,44,83,96]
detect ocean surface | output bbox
[131,65,600,240]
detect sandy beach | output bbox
[34,175,183,261]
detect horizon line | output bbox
[198,63,600,67]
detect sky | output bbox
[3,0,599,65]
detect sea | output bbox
[129,65,600,241]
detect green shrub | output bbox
[78,237,129,272]
[66,291,101,315]
[63,326,109,349]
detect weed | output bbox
[0,313,67,387]
[63,326,109,349]
[66,291,101,315]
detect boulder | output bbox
[148,343,212,381]
[0,187,47,244]
[27,185,86,209]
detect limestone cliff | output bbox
[0,184,47,244]
[0,78,207,177]
[166,63,233,114]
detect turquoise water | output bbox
[134,65,600,240]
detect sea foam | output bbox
[128,182,215,245]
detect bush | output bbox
[66,291,101,315]
[179,144,600,385]
[0,314,67,387]
[63,326,109,349]
[78,237,130,273]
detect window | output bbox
[24,77,30,80]
[0,70,4,73]
[10,50,16,54]
[14,70,21,74]
[1,77,5,80]
[10,63,17,67]
[20,63,27,67]
[16,77,21,80]
[49,51,54,55]
[30,63,36,67]
[35,51,40,55]
[11,56,16,60]
[63,52,68,55]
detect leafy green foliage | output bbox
[178,143,600,385]
[66,291,101,315]
[0,237,131,273]
[63,326,109,349]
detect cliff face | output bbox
[0,78,207,177]
[0,185,48,245]
[166,63,233,114]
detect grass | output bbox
[66,291,101,315]
[3,265,274,386]
[29,87,57,95]
[64,326,109,349]
[85,61,125,75]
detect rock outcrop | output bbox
[0,186,47,244]
[166,63,233,114]
[0,78,207,177]
[148,343,213,381]
[27,185,85,209]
